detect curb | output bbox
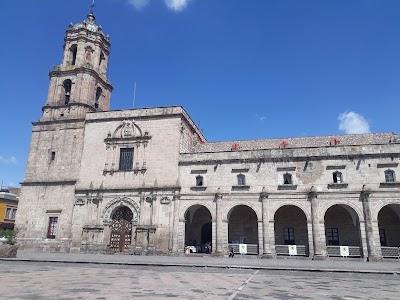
[1,258,399,275]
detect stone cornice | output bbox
[74,186,181,193]
[49,67,113,91]
[21,180,77,186]
[179,152,400,165]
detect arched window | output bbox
[333,171,342,183]
[385,170,396,183]
[99,52,105,66]
[237,174,246,186]
[196,176,203,187]
[95,87,102,109]
[70,45,77,66]
[283,173,292,185]
[63,79,72,105]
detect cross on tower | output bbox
[89,0,96,13]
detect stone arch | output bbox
[227,204,259,244]
[224,202,262,221]
[324,203,362,247]
[102,197,140,225]
[184,204,213,252]
[377,203,400,247]
[180,201,215,221]
[273,205,309,248]
[373,201,400,221]
[270,202,311,222]
[320,201,364,223]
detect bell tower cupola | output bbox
[41,7,113,121]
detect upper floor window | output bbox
[196,176,204,187]
[63,79,72,105]
[70,44,77,66]
[5,207,17,220]
[385,170,396,183]
[283,173,292,185]
[95,87,102,109]
[119,148,134,171]
[333,171,342,183]
[237,174,246,186]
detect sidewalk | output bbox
[1,251,399,275]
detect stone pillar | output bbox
[211,220,217,253]
[309,190,326,260]
[215,190,224,255]
[172,193,181,253]
[178,219,186,253]
[257,220,263,256]
[260,190,273,258]
[307,221,314,257]
[360,191,383,261]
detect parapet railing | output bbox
[381,247,400,259]
[327,246,362,257]
[228,243,258,255]
[275,245,308,256]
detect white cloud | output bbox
[127,0,150,10]
[164,0,190,12]
[338,111,370,134]
[0,156,17,165]
[255,114,266,122]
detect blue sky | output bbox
[0,0,399,187]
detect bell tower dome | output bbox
[41,10,113,121]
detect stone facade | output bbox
[16,11,400,261]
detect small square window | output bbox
[283,173,292,185]
[385,170,395,183]
[237,174,246,186]
[333,171,342,183]
[196,176,203,187]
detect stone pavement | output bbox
[1,251,399,274]
[0,261,399,300]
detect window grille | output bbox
[119,148,134,171]
[326,228,339,246]
[47,217,58,239]
[384,170,395,183]
[237,174,246,186]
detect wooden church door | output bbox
[110,206,133,253]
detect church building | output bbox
[16,10,400,261]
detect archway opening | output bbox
[324,205,361,246]
[228,205,258,245]
[185,205,212,253]
[274,205,309,256]
[378,204,400,247]
[110,206,133,254]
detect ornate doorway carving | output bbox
[110,206,133,253]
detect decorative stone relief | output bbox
[160,197,171,205]
[101,197,140,225]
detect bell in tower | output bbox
[41,9,113,121]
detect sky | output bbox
[0,0,399,187]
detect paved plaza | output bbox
[0,260,399,300]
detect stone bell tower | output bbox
[17,9,113,252]
[41,10,113,121]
